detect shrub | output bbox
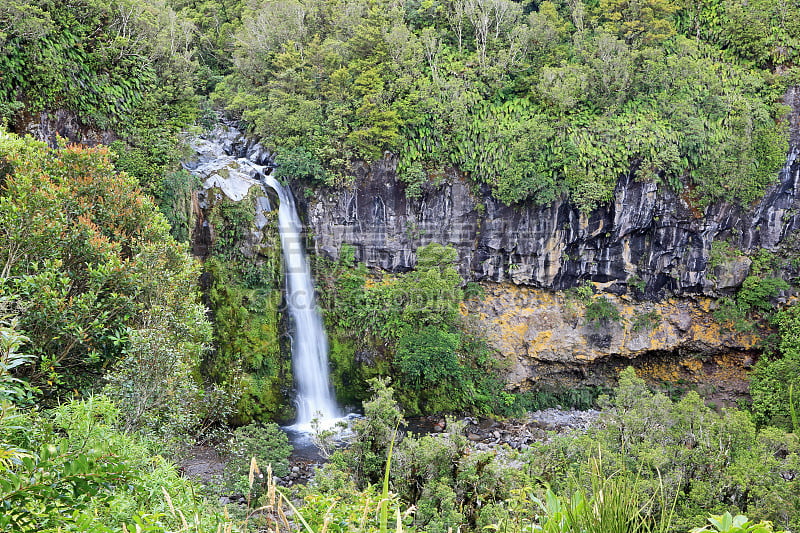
[750,304,800,429]
[0,134,212,399]
[463,282,486,301]
[737,276,789,313]
[0,397,231,532]
[222,422,292,501]
[627,275,647,294]
[0,316,35,404]
[521,368,800,530]
[584,297,621,328]
[714,296,754,332]
[334,378,404,488]
[632,310,660,332]
[566,281,596,303]
[396,327,462,391]
[275,146,328,185]
[158,169,201,243]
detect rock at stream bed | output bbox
[180,446,225,484]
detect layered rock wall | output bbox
[304,91,800,301]
[301,91,800,389]
[15,109,116,147]
[466,283,756,397]
[305,151,800,299]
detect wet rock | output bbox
[179,445,225,484]
[184,125,278,262]
[305,149,800,300]
[526,408,600,431]
[710,255,752,290]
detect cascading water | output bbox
[263,175,341,429]
[185,124,343,434]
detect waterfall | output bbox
[263,175,340,428]
[186,124,343,432]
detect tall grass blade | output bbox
[278,488,318,533]
[380,423,399,533]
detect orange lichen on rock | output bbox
[465,281,767,393]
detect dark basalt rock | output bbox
[16,109,116,148]
[305,91,800,299]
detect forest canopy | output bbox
[211,0,795,210]
[0,0,797,212]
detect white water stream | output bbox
[187,125,345,433]
[263,175,341,430]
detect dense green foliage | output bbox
[294,371,799,533]
[0,127,796,531]
[211,0,792,211]
[1,1,800,531]
[0,132,212,412]
[158,169,202,242]
[1,339,795,533]
[201,189,290,423]
[223,422,292,499]
[750,303,800,431]
[318,243,522,415]
[0,132,237,531]
[0,317,34,406]
[584,296,622,327]
[0,396,232,532]
[713,249,791,333]
[526,369,800,531]
[0,0,795,213]
[0,0,205,198]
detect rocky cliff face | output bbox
[305,91,800,301]
[184,124,276,259]
[306,153,800,300]
[302,90,800,391]
[14,109,117,147]
[465,283,756,399]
